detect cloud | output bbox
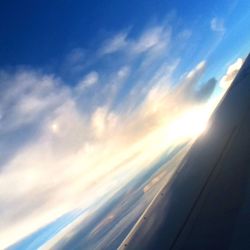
[130,27,170,54]
[99,26,170,57]
[91,106,118,138]
[117,66,130,79]
[210,17,225,33]
[220,58,244,90]
[177,63,216,105]
[99,32,129,55]
[76,71,99,91]
[195,78,217,102]
[0,23,220,249]
[0,70,69,134]
[177,60,207,100]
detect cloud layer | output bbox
[0,21,218,249]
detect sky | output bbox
[0,0,250,249]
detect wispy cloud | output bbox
[130,26,170,54]
[0,21,219,249]
[76,71,99,91]
[99,32,129,55]
[0,71,68,134]
[210,17,225,33]
[99,26,170,57]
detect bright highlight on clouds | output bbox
[0,63,218,249]
[0,17,230,250]
[220,58,244,90]
[168,107,209,140]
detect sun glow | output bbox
[168,107,209,141]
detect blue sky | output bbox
[0,0,250,249]
[1,0,249,75]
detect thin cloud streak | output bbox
[99,26,171,57]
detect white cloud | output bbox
[220,58,244,90]
[131,27,170,54]
[0,71,69,133]
[99,66,131,108]
[100,26,170,57]
[76,71,99,91]
[177,60,207,100]
[117,66,130,79]
[186,60,206,79]
[0,23,221,249]
[91,106,108,137]
[100,32,128,55]
[210,17,225,33]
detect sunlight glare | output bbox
[168,107,209,141]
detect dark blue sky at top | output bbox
[0,0,249,105]
[0,0,249,121]
[1,0,247,69]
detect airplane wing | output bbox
[118,54,250,250]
